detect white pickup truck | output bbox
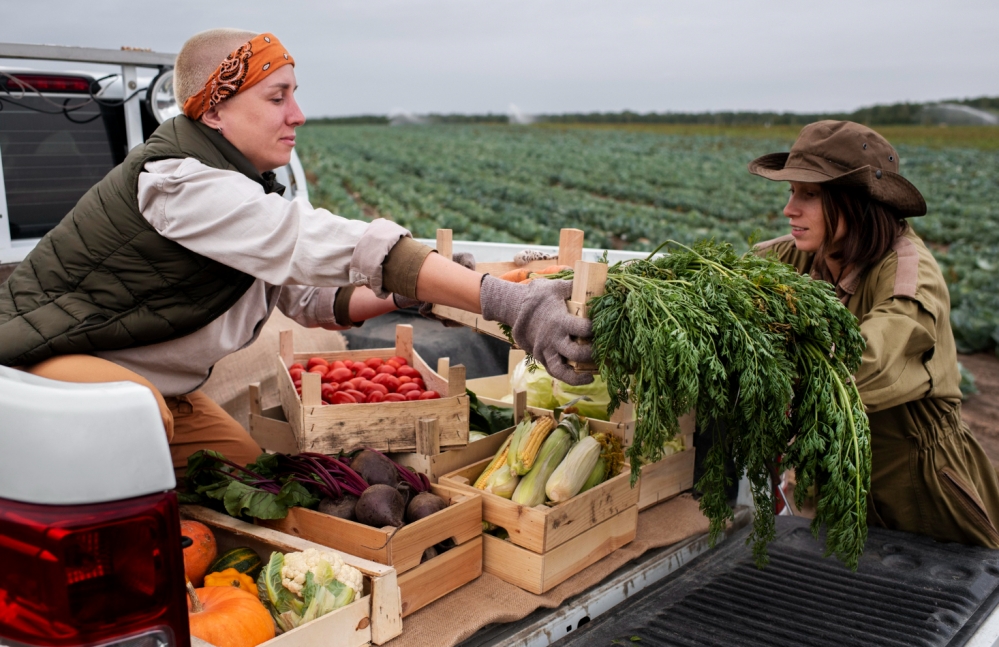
[3,42,999,647]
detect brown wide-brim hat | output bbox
[748,120,927,217]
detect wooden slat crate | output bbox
[181,505,403,646]
[439,443,638,594]
[466,349,696,511]
[275,323,469,454]
[245,399,483,617]
[430,227,585,342]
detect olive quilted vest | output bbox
[0,115,284,366]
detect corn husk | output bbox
[509,416,556,475]
[484,464,520,498]
[545,435,602,503]
[511,414,587,507]
[578,457,607,494]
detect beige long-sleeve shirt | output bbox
[97,158,421,396]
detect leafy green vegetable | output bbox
[467,388,515,434]
[587,240,871,569]
[552,373,612,420]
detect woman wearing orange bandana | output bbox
[0,29,593,475]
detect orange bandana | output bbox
[182,33,295,120]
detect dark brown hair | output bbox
[820,185,908,273]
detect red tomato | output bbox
[367,391,386,403]
[384,393,407,402]
[381,375,401,392]
[357,367,377,380]
[386,359,402,370]
[288,367,304,380]
[329,367,353,383]
[321,371,340,383]
[293,379,302,388]
[365,383,389,396]
[412,378,425,390]
[397,376,412,384]
[321,383,339,394]
[306,357,329,370]
[376,365,397,376]
[289,363,305,371]
[418,390,441,400]
[397,383,421,394]
[396,366,419,378]
[345,389,367,403]
[389,356,409,367]
[307,366,328,377]
[345,377,365,390]
[364,357,383,369]
[405,390,423,401]
[371,373,390,385]
[331,392,357,405]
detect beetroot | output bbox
[318,494,358,521]
[355,484,406,528]
[405,492,448,523]
[351,450,399,487]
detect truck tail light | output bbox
[1,74,93,94]
[0,492,190,647]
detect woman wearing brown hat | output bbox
[751,120,999,548]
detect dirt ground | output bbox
[960,352,999,469]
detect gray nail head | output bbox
[876,169,883,179]
[863,143,867,150]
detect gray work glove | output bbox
[394,252,476,326]
[480,275,594,386]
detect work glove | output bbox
[479,275,594,386]
[394,252,477,325]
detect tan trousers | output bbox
[25,355,261,478]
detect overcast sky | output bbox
[3,0,997,118]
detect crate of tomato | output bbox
[275,324,470,454]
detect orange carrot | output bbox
[498,268,532,282]
[537,264,572,275]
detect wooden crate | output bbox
[181,505,403,646]
[246,399,484,617]
[481,506,638,594]
[439,444,638,593]
[275,324,469,454]
[430,228,586,342]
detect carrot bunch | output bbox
[497,265,572,284]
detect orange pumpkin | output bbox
[181,520,217,586]
[187,583,275,647]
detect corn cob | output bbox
[484,465,519,499]
[579,433,625,493]
[474,435,514,489]
[511,415,587,506]
[578,457,606,494]
[545,435,602,503]
[509,416,557,476]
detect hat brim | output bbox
[748,153,927,217]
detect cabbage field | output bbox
[297,124,999,354]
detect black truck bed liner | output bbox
[553,516,999,647]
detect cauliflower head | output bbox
[280,547,363,597]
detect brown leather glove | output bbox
[479,276,594,386]
[394,253,476,327]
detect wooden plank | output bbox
[413,351,450,397]
[566,260,607,373]
[480,505,637,594]
[301,395,469,454]
[279,329,294,368]
[265,594,373,647]
[436,229,453,261]
[638,447,696,511]
[447,364,466,398]
[259,484,482,575]
[275,353,305,446]
[248,382,262,417]
[436,357,450,375]
[540,505,637,592]
[415,418,440,456]
[249,413,300,455]
[301,370,322,407]
[429,304,509,342]
[557,228,585,268]
[395,324,414,365]
[397,536,482,617]
[367,570,404,645]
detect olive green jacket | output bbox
[0,116,282,367]
[757,229,999,547]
